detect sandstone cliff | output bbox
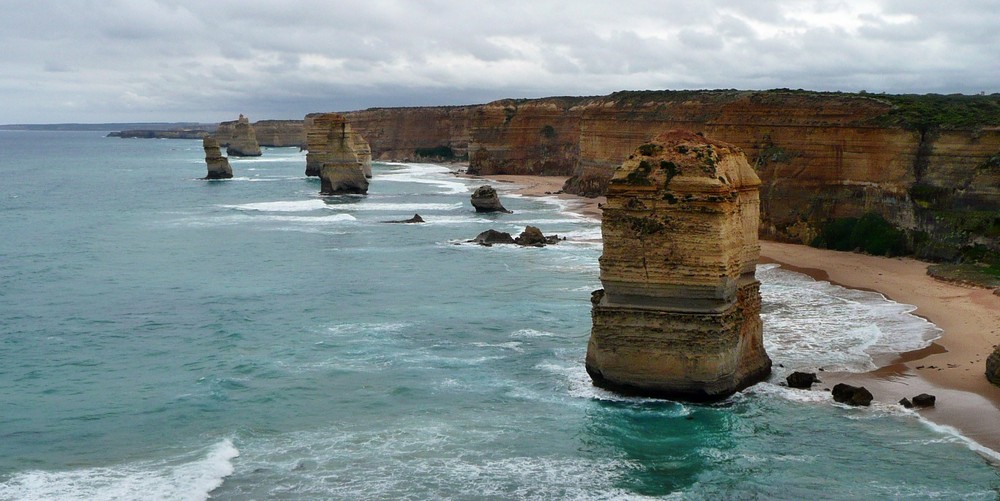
[252,120,305,148]
[306,113,369,194]
[586,131,770,400]
[217,115,262,157]
[462,91,999,264]
[342,106,475,162]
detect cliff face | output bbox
[466,98,585,176]
[253,120,305,148]
[343,106,475,162]
[586,131,770,400]
[465,91,999,262]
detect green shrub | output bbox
[414,146,455,159]
[811,213,908,256]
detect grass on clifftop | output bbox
[601,89,1000,130]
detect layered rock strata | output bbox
[220,115,262,157]
[307,113,369,195]
[335,91,998,264]
[586,131,771,401]
[202,136,232,179]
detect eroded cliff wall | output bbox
[468,91,1000,262]
[342,106,475,162]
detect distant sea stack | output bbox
[202,136,233,179]
[585,131,771,401]
[307,113,370,195]
[354,132,373,178]
[221,114,262,157]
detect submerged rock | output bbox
[382,214,425,224]
[832,383,873,406]
[202,136,232,179]
[586,131,771,401]
[225,114,262,157]
[471,229,515,246]
[786,372,820,389]
[514,226,547,246]
[471,185,512,213]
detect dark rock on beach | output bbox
[786,371,820,389]
[987,345,1000,387]
[899,398,914,408]
[912,393,936,407]
[832,383,873,406]
[471,185,512,213]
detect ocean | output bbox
[1,131,997,500]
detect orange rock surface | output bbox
[586,131,770,400]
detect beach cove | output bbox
[484,171,1000,455]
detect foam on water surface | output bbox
[0,440,238,501]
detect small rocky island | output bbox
[220,114,262,157]
[202,136,232,179]
[586,130,771,401]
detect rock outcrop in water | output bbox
[306,113,369,195]
[585,131,771,401]
[470,185,512,213]
[202,136,232,179]
[221,115,262,157]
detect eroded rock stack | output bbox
[306,113,369,195]
[586,130,771,401]
[354,133,373,178]
[225,114,262,157]
[202,136,233,179]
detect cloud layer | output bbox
[2,0,998,123]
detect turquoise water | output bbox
[1,131,997,500]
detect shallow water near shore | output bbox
[1,131,998,499]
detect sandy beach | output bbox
[474,172,1000,453]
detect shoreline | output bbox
[464,171,1000,454]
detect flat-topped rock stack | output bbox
[586,130,771,401]
[202,136,233,179]
[354,132,373,178]
[306,113,370,195]
[223,114,262,157]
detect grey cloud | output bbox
[0,0,997,123]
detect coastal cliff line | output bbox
[340,90,999,267]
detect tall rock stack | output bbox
[354,133,373,178]
[225,114,262,157]
[306,113,369,195]
[202,136,233,179]
[586,130,771,401]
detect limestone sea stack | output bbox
[202,136,233,179]
[586,130,771,401]
[225,114,262,157]
[307,113,369,195]
[354,133,373,178]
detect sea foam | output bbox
[0,440,238,501]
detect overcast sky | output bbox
[2,0,998,123]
